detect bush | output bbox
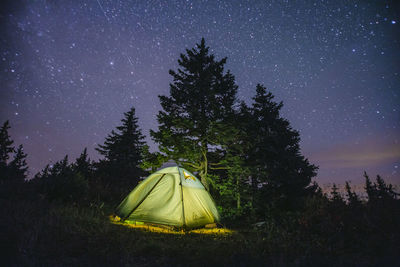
[42,172,89,202]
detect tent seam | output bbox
[123,173,166,220]
[179,168,186,229]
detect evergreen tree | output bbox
[330,183,343,202]
[212,102,254,218]
[8,144,28,181]
[365,172,399,203]
[151,38,238,189]
[34,155,89,202]
[34,164,50,180]
[74,148,92,178]
[345,181,360,205]
[246,84,318,211]
[50,155,70,177]
[375,174,398,200]
[0,120,14,164]
[0,121,10,181]
[364,171,377,202]
[0,120,29,182]
[96,107,146,184]
[140,146,166,172]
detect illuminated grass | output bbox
[109,215,234,235]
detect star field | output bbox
[0,0,399,186]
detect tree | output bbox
[0,120,14,164]
[96,107,146,185]
[330,183,343,202]
[140,146,166,173]
[8,144,28,181]
[151,38,238,189]
[210,102,254,219]
[73,148,92,178]
[365,171,399,203]
[34,155,89,202]
[0,121,12,181]
[364,171,377,202]
[0,121,29,182]
[345,181,360,205]
[245,84,318,212]
[375,175,399,201]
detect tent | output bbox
[115,166,220,229]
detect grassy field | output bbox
[0,199,264,266]
[1,182,399,266]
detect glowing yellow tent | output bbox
[115,166,220,229]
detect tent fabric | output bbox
[115,166,220,228]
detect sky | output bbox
[0,0,399,187]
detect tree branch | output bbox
[180,161,201,169]
[209,166,229,170]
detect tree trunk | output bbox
[236,175,241,210]
[199,147,208,190]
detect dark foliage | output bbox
[0,120,28,183]
[230,84,318,218]
[96,107,147,191]
[150,38,239,190]
[150,39,317,221]
[1,171,398,266]
[0,120,14,163]
[33,155,89,203]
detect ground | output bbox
[1,186,399,266]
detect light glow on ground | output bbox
[109,216,234,235]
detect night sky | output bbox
[1,0,399,188]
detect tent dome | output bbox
[115,166,220,229]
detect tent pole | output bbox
[179,169,186,229]
[123,174,166,220]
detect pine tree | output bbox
[0,120,14,164]
[74,148,92,178]
[365,172,399,203]
[330,183,343,202]
[9,144,29,181]
[246,84,318,211]
[34,164,50,180]
[364,171,377,202]
[375,175,398,200]
[34,155,89,202]
[212,102,254,217]
[96,107,146,184]
[151,38,238,189]
[345,181,360,205]
[0,120,19,182]
[51,155,70,176]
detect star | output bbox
[0,0,397,186]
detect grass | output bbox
[0,195,292,266]
[0,194,252,266]
[110,215,234,235]
[1,184,399,266]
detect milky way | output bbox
[1,0,399,186]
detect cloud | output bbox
[309,139,400,169]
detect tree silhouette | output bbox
[0,120,14,164]
[0,121,29,182]
[34,155,88,202]
[345,181,360,205]
[245,84,318,211]
[73,148,92,178]
[8,144,28,181]
[96,107,146,185]
[330,183,343,202]
[364,171,399,203]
